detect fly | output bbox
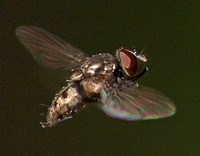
[16,26,176,128]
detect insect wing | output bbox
[16,26,88,70]
[99,85,176,120]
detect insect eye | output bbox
[116,47,138,77]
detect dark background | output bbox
[0,1,199,155]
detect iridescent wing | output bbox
[99,84,176,120]
[16,26,88,70]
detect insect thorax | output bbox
[71,53,118,96]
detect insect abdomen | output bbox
[41,83,86,128]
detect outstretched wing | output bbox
[99,84,176,120]
[16,26,88,70]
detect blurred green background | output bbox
[0,1,199,155]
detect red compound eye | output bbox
[117,47,138,77]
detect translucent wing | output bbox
[99,84,176,120]
[16,26,88,70]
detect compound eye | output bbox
[117,47,138,77]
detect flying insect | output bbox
[16,26,176,128]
